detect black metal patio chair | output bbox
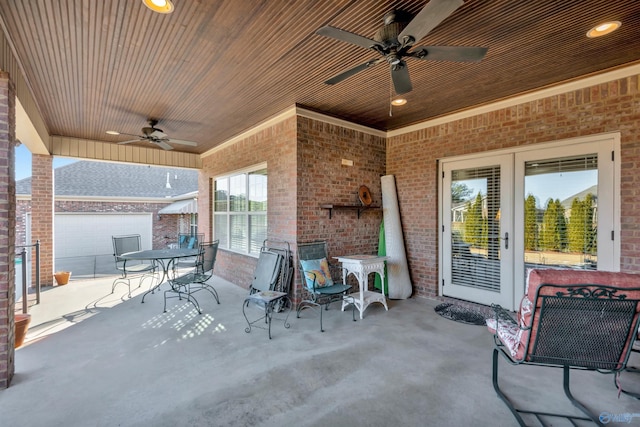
[111,234,157,298]
[163,240,219,314]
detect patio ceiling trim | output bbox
[0,26,50,152]
[200,105,385,159]
[16,98,47,155]
[51,136,202,169]
[200,106,297,158]
[296,107,387,138]
[388,62,640,138]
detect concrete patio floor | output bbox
[3,274,639,426]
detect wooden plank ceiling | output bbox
[0,0,639,155]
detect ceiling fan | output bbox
[316,0,488,95]
[106,119,198,151]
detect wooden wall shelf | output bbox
[321,204,380,219]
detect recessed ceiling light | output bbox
[391,98,407,106]
[106,130,120,135]
[142,0,174,14]
[586,21,621,38]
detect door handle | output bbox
[501,232,509,250]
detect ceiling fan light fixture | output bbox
[586,21,621,38]
[391,98,407,106]
[142,0,174,14]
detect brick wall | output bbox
[30,155,54,286]
[200,116,298,291]
[200,115,386,302]
[0,71,16,388]
[296,116,386,292]
[387,74,640,299]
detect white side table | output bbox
[335,255,388,319]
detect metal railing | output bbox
[15,240,40,314]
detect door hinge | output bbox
[442,171,445,179]
[611,150,615,161]
[442,279,445,287]
[611,230,614,241]
[442,225,445,233]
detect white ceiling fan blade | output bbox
[155,141,174,150]
[117,139,143,145]
[167,138,198,147]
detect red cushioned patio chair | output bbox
[488,269,640,426]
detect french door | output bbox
[440,134,620,310]
[441,154,514,308]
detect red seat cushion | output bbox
[489,269,640,362]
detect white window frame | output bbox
[213,163,267,256]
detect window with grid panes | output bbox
[213,166,267,255]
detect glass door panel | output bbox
[442,154,513,309]
[523,155,598,271]
[514,136,619,301]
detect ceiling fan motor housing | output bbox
[142,126,162,136]
[375,17,407,48]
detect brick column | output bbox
[31,154,54,286]
[0,71,17,388]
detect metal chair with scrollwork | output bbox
[111,234,157,298]
[164,240,219,314]
[487,269,640,426]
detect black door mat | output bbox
[434,303,488,326]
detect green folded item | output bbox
[374,220,388,295]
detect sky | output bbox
[525,170,597,207]
[15,144,76,180]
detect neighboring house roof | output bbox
[561,185,598,209]
[16,161,198,199]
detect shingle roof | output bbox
[560,185,598,208]
[16,161,198,198]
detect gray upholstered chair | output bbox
[243,249,291,339]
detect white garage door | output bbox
[55,213,153,258]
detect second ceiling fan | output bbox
[107,119,198,151]
[316,0,488,94]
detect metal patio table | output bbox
[120,248,200,303]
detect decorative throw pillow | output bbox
[300,258,334,289]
